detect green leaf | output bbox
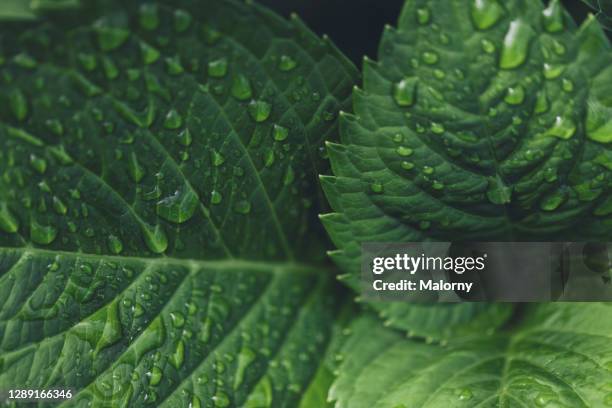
[0,0,80,21]
[322,0,611,334]
[332,303,612,408]
[0,0,358,406]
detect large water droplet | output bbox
[231,74,252,101]
[0,205,19,233]
[52,196,67,215]
[535,90,549,114]
[370,182,384,194]
[164,109,183,129]
[140,42,160,65]
[149,366,163,386]
[396,146,413,157]
[542,0,564,33]
[234,347,257,390]
[107,234,123,254]
[141,223,168,254]
[544,116,576,139]
[96,26,130,52]
[29,154,47,174]
[500,20,533,69]
[208,58,228,78]
[422,51,439,65]
[248,100,271,122]
[278,55,297,72]
[504,85,525,105]
[156,188,199,223]
[31,221,57,245]
[178,128,192,146]
[170,340,185,369]
[272,124,288,141]
[393,77,418,107]
[416,7,431,25]
[470,0,504,30]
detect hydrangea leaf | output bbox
[0,0,358,406]
[332,303,612,408]
[321,0,612,336]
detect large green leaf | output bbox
[0,0,358,406]
[332,303,612,408]
[321,0,612,335]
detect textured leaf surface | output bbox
[321,0,611,335]
[0,0,357,406]
[332,303,612,408]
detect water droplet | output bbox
[208,58,228,78]
[127,152,146,183]
[430,122,445,134]
[107,234,123,254]
[401,161,415,170]
[283,166,295,186]
[212,392,230,408]
[165,56,184,75]
[432,181,445,190]
[481,38,496,53]
[234,200,251,214]
[470,0,504,30]
[423,166,435,175]
[278,55,297,71]
[29,154,47,174]
[535,90,549,114]
[457,388,473,401]
[396,146,413,157]
[370,182,384,193]
[504,85,525,105]
[139,4,159,30]
[31,221,57,245]
[141,224,167,254]
[211,150,225,167]
[272,124,289,141]
[156,188,199,223]
[52,196,67,215]
[140,41,160,65]
[542,0,564,33]
[544,116,576,139]
[422,51,439,65]
[96,26,130,52]
[9,89,28,121]
[148,366,162,386]
[264,150,275,167]
[540,190,567,211]
[500,20,533,69]
[416,7,431,24]
[231,74,252,101]
[170,340,185,368]
[562,78,574,92]
[173,9,192,32]
[170,312,185,328]
[211,190,223,204]
[178,128,192,146]
[0,205,19,233]
[45,119,64,136]
[234,347,257,389]
[14,53,37,69]
[248,100,271,122]
[163,109,183,129]
[543,63,564,79]
[393,77,418,107]
[433,69,445,79]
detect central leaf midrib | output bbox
[0,246,321,273]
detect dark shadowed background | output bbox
[256,0,609,65]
